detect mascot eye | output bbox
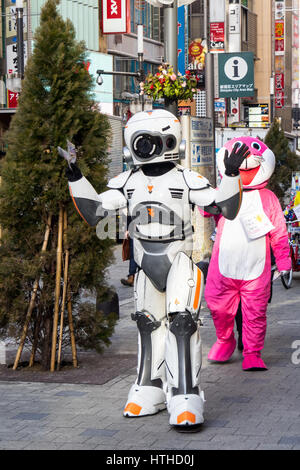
[251,142,261,151]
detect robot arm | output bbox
[188,143,249,220]
[67,163,127,226]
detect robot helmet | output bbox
[123,109,184,166]
[217,136,275,188]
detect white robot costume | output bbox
[61,109,249,430]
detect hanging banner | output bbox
[210,22,225,52]
[7,89,19,108]
[102,0,128,34]
[274,0,285,107]
[275,72,284,91]
[177,6,185,76]
[275,20,284,54]
[6,41,28,75]
[188,38,207,70]
[275,90,284,108]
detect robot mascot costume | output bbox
[205,137,291,371]
[60,110,249,430]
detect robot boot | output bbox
[165,311,205,430]
[123,311,167,417]
[124,270,167,417]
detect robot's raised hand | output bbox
[58,140,77,167]
[224,143,250,176]
[58,141,82,182]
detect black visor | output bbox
[131,131,177,161]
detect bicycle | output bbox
[280,219,300,289]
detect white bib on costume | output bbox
[219,190,272,280]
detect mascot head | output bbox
[217,137,275,188]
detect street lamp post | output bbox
[96,25,145,111]
[163,0,178,115]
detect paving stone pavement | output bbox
[0,245,299,451]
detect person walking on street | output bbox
[121,231,138,287]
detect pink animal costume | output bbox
[205,137,291,370]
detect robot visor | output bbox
[131,131,177,161]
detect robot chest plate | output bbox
[124,169,191,241]
[124,170,189,212]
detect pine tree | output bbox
[0,0,116,370]
[264,119,300,205]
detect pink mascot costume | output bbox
[205,137,291,371]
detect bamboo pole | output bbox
[64,210,78,368]
[67,285,78,368]
[56,209,69,370]
[50,206,64,372]
[13,213,52,370]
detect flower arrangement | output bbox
[140,63,198,102]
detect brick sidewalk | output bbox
[0,245,299,450]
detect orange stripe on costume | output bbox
[69,186,89,225]
[193,268,201,310]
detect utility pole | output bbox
[16,0,25,79]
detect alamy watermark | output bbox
[95,201,207,253]
[291,340,300,365]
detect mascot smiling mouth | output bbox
[239,166,260,186]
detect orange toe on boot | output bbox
[124,402,142,416]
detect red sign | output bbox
[102,0,128,34]
[275,90,284,108]
[106,0,122,19]
[7,90,19,108]
[275,73,284,90]
[210,22,225,52]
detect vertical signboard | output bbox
[5,0,28,108]
[292,0,299,106]
[228,1,240,52]
[177,6,185,76]
[274,0,285,108]
[102,0,128,34]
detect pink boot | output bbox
[242,353,268,371]
[208,337,236,362]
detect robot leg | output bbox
[165,252,205,429]
[123,269,167,417]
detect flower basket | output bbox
[140,63,198,103]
